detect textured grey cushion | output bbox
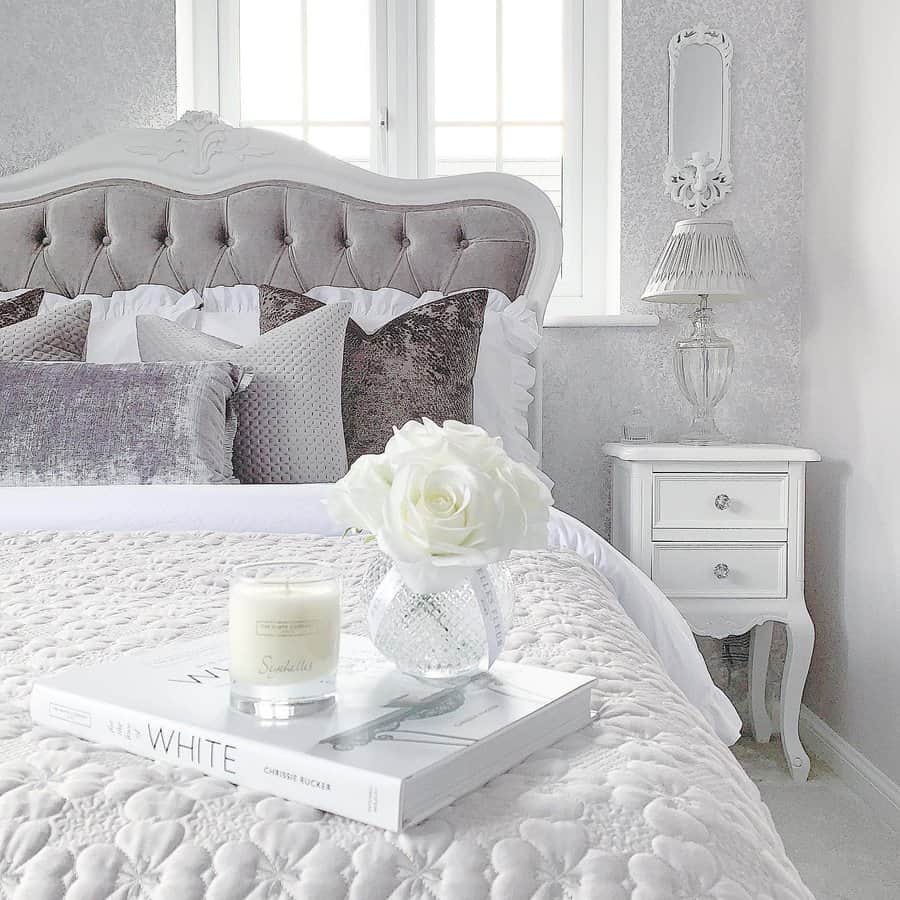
[0,361,247,485]
[0,299,91,361]
[259,285,487,463]
[137,302,350,484]
[0,289,44,328]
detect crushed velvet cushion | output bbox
[0,298,90,361]
[0,361,248,485]
[137,303,351,484]
[0,289,44,328]
[259,284,487,462]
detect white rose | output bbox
[325,452,394,535]
[327,419,553,593]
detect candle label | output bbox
[240,618,338,682]
[229,581,341,688]
[256,619,323,638]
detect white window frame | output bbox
[176,0,641,322]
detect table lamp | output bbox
[641,218,754,444]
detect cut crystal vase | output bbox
[362,555,515,681]
[673,296,735,444]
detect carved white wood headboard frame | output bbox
[0,112,562,455]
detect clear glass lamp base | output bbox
[673,299,735,445]
[679,415,728,445]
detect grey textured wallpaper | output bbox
[0,0,176,176]
[544,0,804,537]
[544,0,805,727]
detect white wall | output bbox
[802,0,900,785]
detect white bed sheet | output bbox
[0,483,741,744]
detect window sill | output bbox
[542,309,660,328]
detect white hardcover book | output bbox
[31,633,594,831]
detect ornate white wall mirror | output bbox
[665,25,733,215]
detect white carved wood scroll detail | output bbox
[127,110,274,175]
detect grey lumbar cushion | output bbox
[137,302,350,484]
[0,299,91,361]
[0,361,248,485]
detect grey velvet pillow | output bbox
[137,302,350,484]
[0,361,248,485]
[0,289,45,328]
[258,285,488,463]
[0,298,91,361]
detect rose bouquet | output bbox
[328,418,553,592]
[327,419,553,677]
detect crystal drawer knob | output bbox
[713,563,730,580]
[714,493,731,510]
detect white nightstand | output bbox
[602,442,821,781]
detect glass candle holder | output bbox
[229,561,341,719]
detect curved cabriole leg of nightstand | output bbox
[780,610,815,782]
[749,620,774,743]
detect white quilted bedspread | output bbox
[0,531,811,900]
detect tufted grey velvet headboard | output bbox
[0,112,562,453]
[0,181,535,301]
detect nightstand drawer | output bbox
[652,473,788,530]
[651,542,787,598]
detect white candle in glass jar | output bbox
[228,562,341,717]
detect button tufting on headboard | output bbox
[0,180,535,299]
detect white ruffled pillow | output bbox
[39,285,201,363]
[195,283,542,467]
[199,285,261,344]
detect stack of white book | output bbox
[31,633,594,831]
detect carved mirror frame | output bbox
[665,25,733,215]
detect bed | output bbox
[0,113,811,898]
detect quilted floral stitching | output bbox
[0,820,72,900]
[68,821,209,900]
[492,820,630,899]
[0,531,813,900]
[208,821,349,900]
[349,820,488,900]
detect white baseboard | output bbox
[799,704,900,830]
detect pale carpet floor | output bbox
[734,738,900,899]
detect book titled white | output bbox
[31,633,594,831]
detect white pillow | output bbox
[196,285,431,341]
[192,284,542,468]
[199,285,261,344]
[39,286,201,363]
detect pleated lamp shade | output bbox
[641,219,754,303]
